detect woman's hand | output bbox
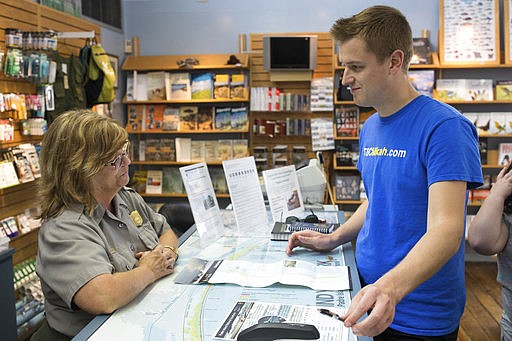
[286,230,337,256]
[136,245,176,280]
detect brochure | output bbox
[175,257,351,291]
[214,301,349,341]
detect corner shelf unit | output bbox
[122,53,250,202]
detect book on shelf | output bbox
[175,137,192,162]
[230,107,248,130]
[475,112,491,136]
[408,70,435,97]
[197,106,214,130]
[335,141,359,166]
[214,107,231,130]
[204,140,218,162]
[146,71,167,101]
[179,106,198,131]
[191,72,214,100]
[270,221,339,241]
[490,112,507,135]
[232,139,248,159]
[209,166,228,194]
[8,147,35,183]
[496,80,512,100]
[146,170,163,194]
[18,143,41,179]
[435,79,493,101]
[0,161,20,189]
[126,73,134,101]
[160,138,176,161]
[144,138,162,161]
[145,105,164,131]
[190,140,206,161]
[128,105,145,131]
[230,74,247,99]
[162,106,180,131]
[335,106,359,137]
[335,174,361,200]
[411,37,432,65]
[217,140,233,161]
[130,170,147,193]
[499,143,512,165]
[133,72,148,101]
[165,72,191,100]
[213,73,230,99]
[162,167,185,194]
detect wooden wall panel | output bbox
[0,0,101,266]
[0,0,101,95]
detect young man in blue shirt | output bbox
[287,6,483,340]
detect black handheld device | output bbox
[236,322,320,341]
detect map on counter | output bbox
[175,257,351,291]
[87,225,352,341]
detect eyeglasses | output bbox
[105,141,129,169]
[285,210,320,224]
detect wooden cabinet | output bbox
[122,54,250,203]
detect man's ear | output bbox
[389,49,404,72]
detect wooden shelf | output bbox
[122,53,249,71]
[131,161,224,166]
[140,193,230,199]
[124,98,249,105]
[127,129,248,134]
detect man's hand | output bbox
[285,230,336,256]
[342,283,396,337]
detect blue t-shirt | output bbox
[356,95,483,335]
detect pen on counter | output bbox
[318,308,345,322]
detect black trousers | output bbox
[373,326,459,341]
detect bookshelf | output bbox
[332,47,512,212]
[121,53,250,203]
[249,32,335,200]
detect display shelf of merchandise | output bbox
[126,129,248,134]
[130,161,225,166]
[140,193,230,199]
[123,98,249,105]
[122,54,249,71]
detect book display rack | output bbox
[122,53,250,202]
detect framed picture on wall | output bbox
[108,54,119,88]
[505,0,512,64]
[439,0,500,65]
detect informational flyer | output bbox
[180,162,224,245]
[175,257,351,291]
[222,156,269,236]
[262,165,304,222]
[214,301,349,341]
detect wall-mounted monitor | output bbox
[263,35,318,71]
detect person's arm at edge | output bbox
[286,200,367,255]
[344,181,467,336]
[468,166,510,255]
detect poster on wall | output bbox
[439,0,500,65]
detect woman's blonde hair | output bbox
[38,110,128,219]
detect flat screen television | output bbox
[263,35,317,71]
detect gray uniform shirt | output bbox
[36,187,171,337]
